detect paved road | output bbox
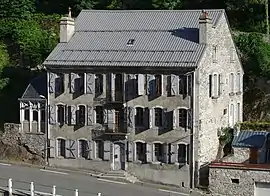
[0,162,190,196]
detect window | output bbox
[212,45,217,62]
[135,107,144,127]
[136,142,146,162]
[154,143,163,162]
[57,138,65,157]
[41,110,45,122]
[24,109,30,121]
[229,103,235,127]
[95,106,104,124]
[155,75,162,96]
[95,140,103,159]
[33,111,38,121]
[77,105,86,126]
[230,47,236,62]
[179,109,188,128]
[57,105,65,125]
[127,39,135,46]
[209,73,220,98]
[236,103,240,122]
[236,72,241,93]
[154,108,162,127]
[95,74,103,96]
[179,76,187,95]
[76,73,85,94]
[213,73,218,97]
[178,144,187,163]
[78,140,88,159]
[55,73,65,94]
[229,73,234,94]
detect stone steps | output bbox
[98,170,139,184]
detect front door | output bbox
[113,143,125,170]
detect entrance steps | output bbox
[98,170,139,183]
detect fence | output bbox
[0,178,103,196]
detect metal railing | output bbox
[1,178,103,196]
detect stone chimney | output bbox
[199,10,212,44]
[60,7,75,43]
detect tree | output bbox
[0,43,10,90]
[0,0,35,19]
[152,0,183,9]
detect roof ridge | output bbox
[81,9,225,13]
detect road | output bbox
[0,162,191,196]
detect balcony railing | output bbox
[104,123,127,135]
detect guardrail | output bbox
[3,178,103,196]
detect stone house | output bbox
[18,9,243,188]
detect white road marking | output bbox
[158,189,189,196]
[97,178,127,185]
[40,169,68,175]
[0,163,11,166]
[35,190,62,196]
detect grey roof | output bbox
[44,9,225,68]
[232,130,269,148]
[20,75,47,100]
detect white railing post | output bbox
[52,185,56,196]
[75,189,78,196]
[8,178,12,196]
[30,182,34,196]
[97,193,102,196]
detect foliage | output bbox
[219,127,234,145]
[0,0,35,19]
[239,121,270,130]
[0,43,10,90]
[152,0,182,9]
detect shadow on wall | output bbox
[0,67,41,129]
[169,28,199,43]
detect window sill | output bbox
[229,92,235,96]
[211,95,219,99]
[25,132,45,135]
[151,161,162,165]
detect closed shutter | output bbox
[70,73,77,93]
[170,74,179,96]
[163,143,169,163]
[70,105,76,125]
[170,144,177,163]
[143,108,149,129]
[49,105,56,125]
[146,143,153,163]
[128,141,133,162]
[86,73,95,94]
[103,141,111,161]
[87,106,93,126]
[127,107,135,128]
[49,139,56,158]
[87,140,94,160]
[49,72,56,93]
[66,140,76,159]
[137,74,145,95]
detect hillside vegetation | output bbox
[0,0,269,126]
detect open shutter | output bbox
[186,74,192,96]
[173,109,178,129]
[147,75,155,97]
[65,140,70,158]
[127,107,135,128]
[87,106,93,126]
[107,109,115,131]
[66,140,76,159]
[103,141,111,161]
[143,108,149,129]
[70,105,76,125]
[86,73,95,94]
[170,74,179,96]
[163,143,169,163]
[87,140,94,160]
[103,109,108,125]
[146,143,153,163]
[149,108,154,128]
[49,105,56,125]
[162,108,167,128]
[137,74,145,95]
[70,73,77,93]
[54,74,60,94]
[65,105,69,124]
[170,144,177,163]
[187,109,192,129]
[49,139,56,158]
[110,73,115,101]
[49,72,56,93]
[128,141,134,162]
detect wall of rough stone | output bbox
[221,148,249,163]
[209,165,270,196]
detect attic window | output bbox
[127,39,135,46]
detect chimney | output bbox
[199,10,212,44]
[60,7,75,43]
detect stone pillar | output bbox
[20,102,24,132]
[29,101,33,132]
[38,102,41,133]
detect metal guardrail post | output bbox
[8,178,12,196]
[52,185,56,196]
[75,189,78,196]
[30,182,34,196]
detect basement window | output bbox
[231,178,239,184]
[127,39,135,46]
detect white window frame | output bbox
[56,103,65,125]
[153,106,164,128]
[94,105,103,124]
[177,142,189,165]
[152,141,164,163]
[94,140,104,160]
[134,106,145,128]
[134,140,146,162]
[56,137,66,158]
[212,45,217,63]
[77,104,87,126]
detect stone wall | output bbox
[0,123,46,165]
[221,148,249,163]
[209,162,270,196]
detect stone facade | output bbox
[209,163,270,196]
[222,148,250,163]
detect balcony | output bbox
[104,123,127,135]
[106,90,124,103]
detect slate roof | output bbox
[43,9,225,68]
[20,74,47,100]
[232,130,269,148]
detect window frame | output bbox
[153,142,163,162]
[178,143,188,164]
[95,106,104,124]
[154,107,163,127]
[135,107,144,127]
[178,108,188,129]
[95,74,103,96]
[57,138,66,157]
[135,141,146,163]
[212,45,218,63]
[229,72,235,95]
[95,140,104,160]
[56,104,65,125]
[154,75,162,96]
[78,139,88,159]
[77,105,86,126]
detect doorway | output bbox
[113,142,125,170]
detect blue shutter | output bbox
[111,74,115,101]
[103,109,108,124]
[49,139,56,158]
[49,72,56,93]
[87,140,94,160]
[49,105,56,125]
[86,73,95,94]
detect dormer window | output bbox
[127,39,135,46]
